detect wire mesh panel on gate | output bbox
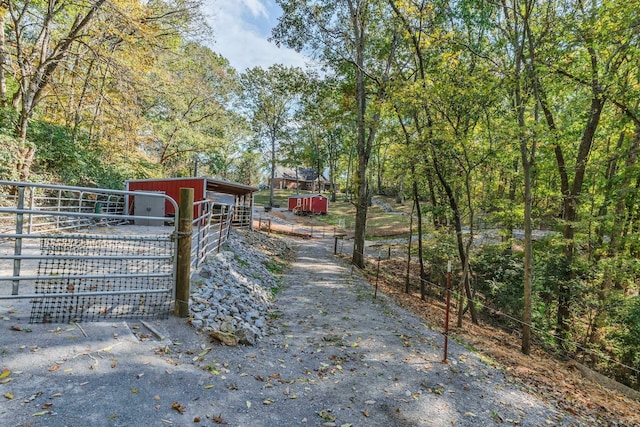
[30,234,174,323]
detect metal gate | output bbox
[0,181,179,323]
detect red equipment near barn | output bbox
[288,194,328,215]
[126,177,206,218]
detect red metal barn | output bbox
[125,177,258,226]
[288,194,328,215]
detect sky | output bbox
[203,0,310,71]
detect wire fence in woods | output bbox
[261,219,640,387]
[345,240,640,385]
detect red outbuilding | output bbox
[125,177,258,226]
[288,194,329,215]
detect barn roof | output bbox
[205,179,258,196]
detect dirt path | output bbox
[1,235,578,427]
[190,237,575,426]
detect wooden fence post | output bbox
[175,188,193,317]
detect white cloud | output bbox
[241,0,268,19]
[204,0,309,71]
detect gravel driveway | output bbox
[200,237,575,427]
[1,233,576,427]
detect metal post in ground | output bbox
[12,186,24,295]
[175,188,193,318]
[374,251,381,299]
[443,261,452,363]
[217,205,225,253]
[195,206,202,268]
[56,188,62,229]
[27,187,35,234]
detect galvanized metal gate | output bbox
[0,181,179,323]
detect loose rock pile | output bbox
[189,229,294,345]
[371,197,395,212]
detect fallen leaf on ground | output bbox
[171,401,186,414]
[212,414,228,424]
[4,392,14,400]
[23,392,41,403]
[318,410,335,421]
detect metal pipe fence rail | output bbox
[0,181,179,323]
[191,201,233,272]
[0,183,127,236]
[233,206,252,227]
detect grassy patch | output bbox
[269,309,283,319]
[233,253,249,267]
[270,284,281,298]
[321,334,345,346]
[316,195,416,238]
[257,189,423,238]
[254,189,302,207]
[265,259,286,275]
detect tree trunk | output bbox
[431,148,478,324]
[556,95,605,348]
[0,10,7,107]
[8,0,108,181]
[269,131,276,207]
[345,145,354,202]
[521,6,535,355]
[412,170,427,299]
[405,198,415,293]
[349,0,380,269]
[520,124,534,355]
[396,176,404,204]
